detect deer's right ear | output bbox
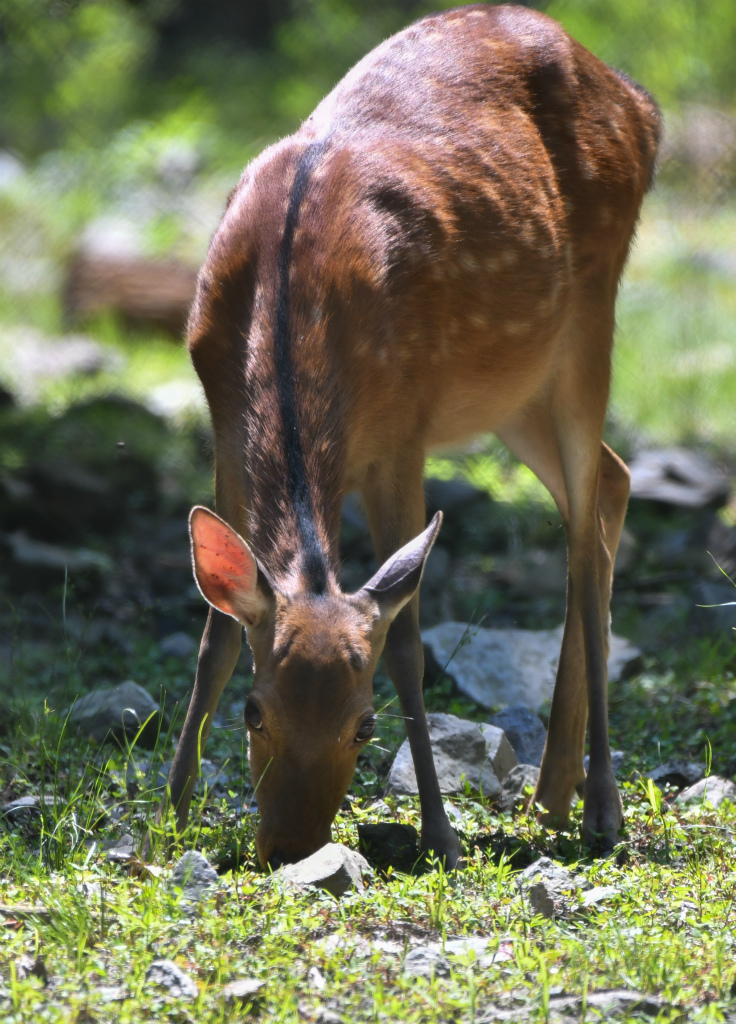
[189,507,275,628]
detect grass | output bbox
[3,710,736,1023]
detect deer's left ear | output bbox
[358,512,442,622]
[189,507,276,628]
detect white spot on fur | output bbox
[505,320,529,336]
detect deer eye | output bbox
[355,715,376,743]
[244,697,263,730]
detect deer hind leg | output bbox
[157,463,244,844]
[361,458,463,868]
[499,377,629,850]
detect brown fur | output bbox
[161,4,661,867]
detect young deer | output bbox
[162,4,661,868]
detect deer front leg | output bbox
[382,602,463,867]
[362,463,462,868]
[152,608,242,849]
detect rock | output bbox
[160,632,198,659]
[145,959,198,1000]
[676,775,736,808]
[385,712,502,799]
[518,857,580,892]
[577,885,618,910]
[403,946,450,977]
[647,760,704,790]
[628,447,729,508]
[497,764,540,812]
[421,622,640,711]
[0,151,25,190]
[547,988,666,1018]
[489,706,546,767]
[221,978,266,1004]
[308,966,327,991]
[584,750,625,776]
[1,795,41,822]
[478,724,518,780]
[275,843,371,897]
[5,533,114,575]
[67,681,162,746]
[14,955,48,983]
[527,881,555,918]
[104,834,136,865]
[170,851,219,903]
[96,985,128,1002]
[357,823,419,873]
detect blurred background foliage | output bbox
[1,0,735,161]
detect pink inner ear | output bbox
[190,509,257,622]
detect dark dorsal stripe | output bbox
[275,139,330,594]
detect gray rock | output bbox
[676,775,736,808]
[385,712,502,799]
[170,851,219,903]
[497,764,540,812]
[421,622,640,710]
[527,881,555,918]
[548,988,666,1018]
[648,760,704,790]
[518,857,580,893]
[629,447,729,508]
[584,750,625,776]
[577,885,618,910]
[96,985,128,1002]
[145,959,198,999]
[489,706,546,767]
[104,834,136,864]
[403,946,450,977]
[67,681,162,746]
[221,978,266,1004]
[478,724,518,780]
[6,533,113,575]
[357,823,418,873]
[160,632,198,659]
[276,843,371,897]
[1,795,41,822]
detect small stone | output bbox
[275,843,371,897]
[403,946,450,977]
[518,857,579,891]
[96,985,128,1002]
[578,885,618,909]
[527,881,555,918]
[357,823,418,873]
[160,632,198,659]
[548,988,666,1018]
[385,712,503,799]
[1,795,40,822]
[489,706,547,767]
[104,834,136,864]
[67,680,162,747]
[14,955,48,983]
[648,760,704,790]
[170,850,219,903]
[145,959,198,999]
[308,966,326,991]
[497,764,540,812]
[221,978,266,1004]
[478,724,518,780]
[676,775,736,808]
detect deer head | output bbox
[188,505,441,866]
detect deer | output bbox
[159,3,661,870]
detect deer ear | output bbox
[359,512,443,622]
[189,507,275,628]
